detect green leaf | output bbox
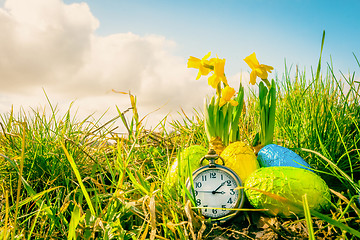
[219,103,228,143]
[206,96,216,138]
[265,80,276,145]
[258,82,268,107]
[223,103,233,146]
[230,84,244,142]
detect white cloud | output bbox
[0,0,98,92]
[0,0,251,131]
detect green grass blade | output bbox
[309,208,360,237]
[328,107,353,179]
[126,168,150,195]
[249,187,360,237]
[302,194,315,240]
[68,204,81,240]
[27,202,46,240]
[315,30,325,82]
[1,153,68,227]
[299,148,359,193]
[60,141,96,216]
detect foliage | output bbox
[1,55,360,239]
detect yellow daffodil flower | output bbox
[187,52,213,80]
[219,86,238,107]
[208,57,228,88]
[244,52,274,85]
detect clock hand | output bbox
[213,191,225,194]
[212,181,226,194]
[196,190,225,194]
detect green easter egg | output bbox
[244,167,331,218]
[165,145,207,189]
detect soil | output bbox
[202,210,357,240]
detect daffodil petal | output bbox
[199,65,212,76]
[222,86,236,101]
[208,74,220,88]
[219,98,227,107]
[221,75,228,86]
[214,59,225,76]
[230,100,238,106]
[244,53,274,84]
[249,71,257,85]
[244,52,260,70]
[220,86,238,107]
[187,56,201,68]
[256,67,268,79]
[202,52,212,60]
[261,64,274,72]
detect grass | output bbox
[1,56,360,239]
[275,63,360,192]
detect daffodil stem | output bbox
[262,78,271,88]
[203,63,214,70]
[216,82,222,98]
[205,82,245,146]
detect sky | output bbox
[0,0,359,132]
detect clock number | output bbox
[221,174,224,180]
[203,205,208,212]
[226,180,232,186]
[210,172,216,179]
[201,175,207,181]
[222,205,227,211]
[227,198,233,204]
[212,209,217,214]
[230,189,235,195]
[195,182,202,188]
[196,199,201,206]
[195,190,198,196]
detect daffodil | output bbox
[187,52,246,148]
[207,57,228,89]
[244,52,273,85]
[219,86,238,107]
[187,52,213,80]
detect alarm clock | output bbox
[186,149,245,223]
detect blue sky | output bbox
[0,0,359,129]
[65,0,360,75]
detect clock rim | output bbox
[186,164,245,223]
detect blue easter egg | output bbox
[257,144,313,171]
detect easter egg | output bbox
[244,167,331,217]
[257,144,313,171]
[220,141,260,182]
[165,145,207,189]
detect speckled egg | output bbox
[257,144,313,171]
[245,167,331,217]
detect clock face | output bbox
[189,166,243,219]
